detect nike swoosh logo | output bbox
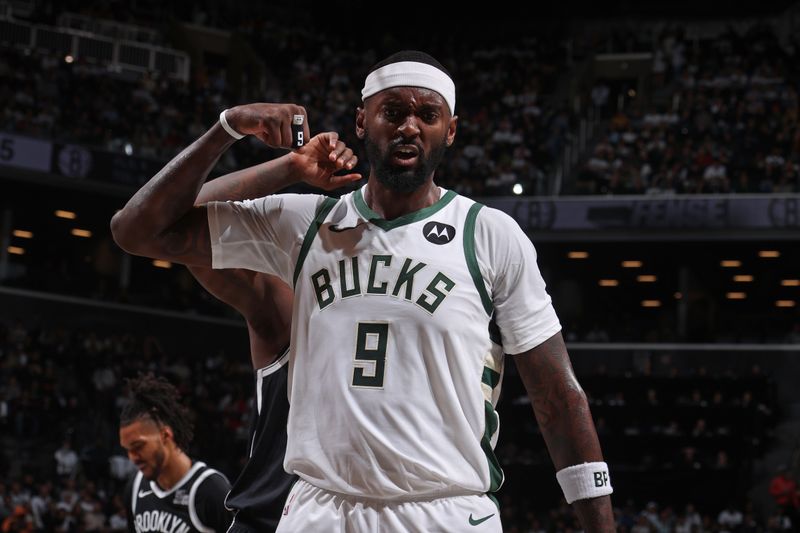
[469,513,495,526]
[328,224,360,233]
[138,490,153,498]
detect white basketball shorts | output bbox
[275,479,502,532]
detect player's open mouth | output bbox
[391,145,419,166]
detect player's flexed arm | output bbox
[186,135,360,367]
[110,104,358,266]
[514,333,616,532]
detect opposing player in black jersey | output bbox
[186,114,360,532]
[120,373,232,533]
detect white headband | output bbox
[361,61,456,115]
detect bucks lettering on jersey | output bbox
[127,462,231,533]
[209,185,562,500]
[310,254,454,314]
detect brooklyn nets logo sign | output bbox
[423,221,456,245]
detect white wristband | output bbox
[556,461,613,504]
[219,109,245,140]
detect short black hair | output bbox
[120,373,194,451]
[368,50,451,79]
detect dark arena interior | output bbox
[1,0,799,531]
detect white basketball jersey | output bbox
[208,185,561,499]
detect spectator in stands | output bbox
[769,465,800,514]
[53,440,79,480]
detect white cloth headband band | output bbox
[361,61,456,115]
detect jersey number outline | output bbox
[351,322,388,388]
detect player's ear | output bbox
[356,107,366,139]
[161,425,174,444]
[446,114,458,147]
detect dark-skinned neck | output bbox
[363,175,440,220]
[156,448,192,491]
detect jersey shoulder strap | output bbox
[188,466,229,533]
[293,196,338,287]
[463,200,493,316]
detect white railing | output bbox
[57,12,160,45]
[0,17,189,82]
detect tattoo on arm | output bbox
[515,332,602,468]
[514,332,616,532]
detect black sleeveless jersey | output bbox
[124,461,231,533]
[225,350,297,532]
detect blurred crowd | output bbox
[575,25,800,195]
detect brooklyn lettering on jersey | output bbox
[134,510,191,533]
[310,254,455,313]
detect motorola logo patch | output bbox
[423,221,456,245]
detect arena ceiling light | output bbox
[568,251,589,259]
[733,275,754,282]
[55,210,77,219]
[512,183,524,195]
[598,279,619,287]
[636,275,657,282]
[7,246,24,255]
[152,260,172,269]
[781,279,800,287]
[775,300,796,308]
[726,292,747,300]
[758,250,780,258]
[720,260,741,267]
[641,300,661,307]
[70,229,92,238]
[622,260,642,268]
[12,230,33,239]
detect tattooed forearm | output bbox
[195,155,295,204]
[514,332,616,532]
[111,124,234,264]
[517,332,603,467]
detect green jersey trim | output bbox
[481,400,504,493]
[353,188,457,231]
[464,203,493,316]
[293,197,338,287]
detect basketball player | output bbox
[120,373,232,532]
[112,52,615,531]
[188,129,361,532]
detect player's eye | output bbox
[384,108,401,121]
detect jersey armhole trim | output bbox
[292,197,338,287]
[189,469,226,533]
[464,202,493,316]
[131,471,143,515]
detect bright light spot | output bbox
[71,228,92,238]
[124,143,133,156]
[726,292,746,300]
[55,210,77,219]
[637,275,657,282]
[781,279,800,287]
[598,279,619,287]
[733,275,754,282]
[568,251,589,259]
[622,260,642,268]
[720,260,741,267]
[758,250,780,258]
[12,230,33,239]
[776,300,796,308]
[152,260,172,269]
[65,55,74,63]
[641,300,661,307]
[512,183,523,195]
[7,246,24,255]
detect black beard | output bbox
[364,133,448,193]
[144,448,166,481]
